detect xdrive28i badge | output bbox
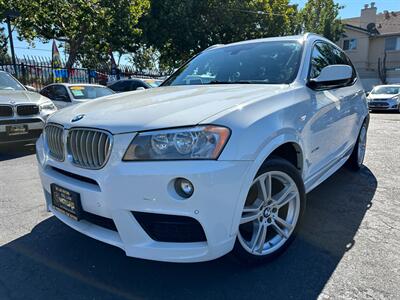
[71,114,85,122]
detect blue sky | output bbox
[6,0,400,62]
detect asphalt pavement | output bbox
[0,112,399,300]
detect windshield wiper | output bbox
[208,80,251,84]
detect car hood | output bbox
[0,90,45,104]
[368,94,398,100]
[48,84,290,134]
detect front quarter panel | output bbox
[206,86,308,164]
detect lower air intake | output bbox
[132,211,207,243]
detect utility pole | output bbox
[6,17,17,77]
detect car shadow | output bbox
[0,166,377,300]
[0,143,36,161]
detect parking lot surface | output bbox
[0,113,399,300]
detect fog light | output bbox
[175,178,194,198]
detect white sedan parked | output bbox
[367,84,400,112]
[40,83,114,109]
[36,34,369,264]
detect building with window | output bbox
[337,2,400,90]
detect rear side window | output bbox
[309,42,356,82]
[129,81,140,90]
[40,86,54,99]
[134,80,149,89]
[109,81,128,91]
[53,85,70,102]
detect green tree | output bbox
[0,27,9,63]
[140,0,298,69]
[11,0,149,68]
[0,0,11,63]
[299,0,343,42]
[128,45,160,72]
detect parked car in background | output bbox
[40,83,114,109]
[107,78,161,93]
[36,34,369,265]
[0,71,57,146]
[367,84,400,112]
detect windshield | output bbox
[371,86,400,95]
[0,72,25,91]
[68,86,114,99]
[163,41,303,86]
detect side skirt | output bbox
[304,148,353,193]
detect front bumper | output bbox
[0,118,44,144]
[36,134,252,262]
[368,100,399,111]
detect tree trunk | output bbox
[65,36,84,69]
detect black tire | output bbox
[348,120,368,171]
[232,157,306,265]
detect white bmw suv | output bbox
[36,34,369,264]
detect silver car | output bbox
[0,71,57,145]
[367,85,400,112]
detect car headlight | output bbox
[392,95,400,102]
[40,101,56,111]
[123,125,231,161]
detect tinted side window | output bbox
[130,80,148,90]
[40,86,53,99]
[109,81,126,91]
[341,51,357,82]
[309,42,333,79]
[53,86,70,102]
[136,81,149,89]
[310,42,356,81]
[129,81,139,90]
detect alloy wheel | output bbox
[238,171,300,256]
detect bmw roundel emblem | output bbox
[71,114,85,122]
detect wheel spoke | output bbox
[242,198,263,214]
[274,215,293,231]
[272,223,289,239]
[266,173,272,200]
[258,175,270,201]
[251,223,267,253]
[240,211,261,224]
[274,184,296,208]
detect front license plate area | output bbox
[6,124,28,136]
[51,184,82,221]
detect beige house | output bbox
[337,2,400,90]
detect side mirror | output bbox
[25,85,36,92]
[365,92,370,97]
[308,65,353,90]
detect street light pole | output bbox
[6,16,18,77]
